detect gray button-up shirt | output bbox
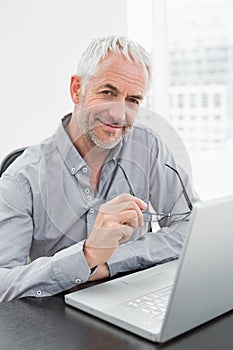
[0,114,198,301]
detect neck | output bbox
[66,113,109,170]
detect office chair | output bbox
[0,147,27,177]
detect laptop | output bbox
[65,195,233,343]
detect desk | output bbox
[0,295,233,350]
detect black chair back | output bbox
[0,147,27,177]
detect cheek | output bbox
[81,92,104,110]
[125,106,138,125]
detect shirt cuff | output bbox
[107,243,139,277]
[52,240,91,290]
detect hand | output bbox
[88,263,110,281]
[84,193,147,268]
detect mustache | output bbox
[94,116,132,128]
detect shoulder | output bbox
[1,135,57,188]
[125,123,165,151]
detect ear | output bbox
[70,75,82,104]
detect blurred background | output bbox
[1,0,232,200]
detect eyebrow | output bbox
[100,83,144,101]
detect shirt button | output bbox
[87,195,92,201]
[70,167,77,175]
[90,208,94,214]
[36,290,42,296]
[83,167,88,173]
[75,278,81,284]
[85,188,90,194]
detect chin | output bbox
[92,135,122,149]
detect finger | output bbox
[119,224,133,243]
[117,200,144,227]
[101,202,142,228]
[115,209,139,231]
[108,193,147,210]
[101,199,144,227]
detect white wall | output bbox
[0,0,127,160]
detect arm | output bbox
[0,174,146,301]
[107,220,190,277]
[106,137,200,277]
[0,175,91,301]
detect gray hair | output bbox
[76,36,152,94]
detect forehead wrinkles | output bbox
[95,75,146,92]
[92,54,148,92]
[92,67,148,95]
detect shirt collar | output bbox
[55,113,124,173]
[55,113,86,174]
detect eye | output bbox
[126,97,140,105]
[100,90,115,96]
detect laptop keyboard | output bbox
[121,286,172,321]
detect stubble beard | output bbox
[76,102,129,150]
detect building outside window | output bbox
[127,0,233,199]
[214,93,221,107]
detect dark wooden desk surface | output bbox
[0,294,233,350]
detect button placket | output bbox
[70,166,78,175]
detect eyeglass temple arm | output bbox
[117,161,135,196]
[165,163,193,211]
[117,160,193,211]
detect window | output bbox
[127,0,233,200]
[169,94,173,108]
[201,93,208,108]
[178,94,184,108]
[214,93,221,107]
[189,93,196,108]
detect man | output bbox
[0,36,197,302]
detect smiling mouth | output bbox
[97,118,125,132]
[104,122,122,128]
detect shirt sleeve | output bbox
[107,220,189,276]
[107,135,200,277]
[0,174,91,302]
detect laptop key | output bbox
[121,287,171,319]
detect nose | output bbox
[108,102,126,124]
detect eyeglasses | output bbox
[117,161,192,223]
